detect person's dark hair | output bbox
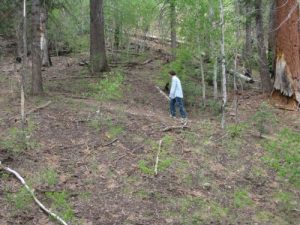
[169,70,176,76]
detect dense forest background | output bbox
[0,1,299,225]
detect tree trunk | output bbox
[220,0,227,129]
[255,0,273,93]
[273,0,300,107]
[90,0,108,75]
[244,0,252,71]
[21,0,27,129]
[40,5,50,67]
[213,58,218,100]
[268,0,276,77]
[31,0,43,95]
[16,8,23,60]
[170,0,176,60]
[200,56,206,107]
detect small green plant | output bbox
[206,99,222,116]
[107,125,124,139]
[86,71,124,101]
[226,122,249,138]
[45,191,74,222]
[233,189,253,208]
[251,102,277,136]
[39,168,58,186]
[138,160,154,175]
[0,119,38,154]
[6,187,33,210]
[263,128,300,187]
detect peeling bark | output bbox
[274,0,300,106]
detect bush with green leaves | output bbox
[263,128,300,187]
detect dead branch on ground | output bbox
[102,138,118,147]
[162,125,190,132]
[0,161,69,225]
[10,101,52,121]
[154,139,163,176]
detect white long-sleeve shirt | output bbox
[169,75,183,99]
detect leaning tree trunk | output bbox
[31,0,43,95]
[90,0,108,75]
[255,0,273,93]
[170,0,176,60]
[273,0,300,108]
[40,5,50,67]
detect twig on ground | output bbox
[113,154,128,166]
[162,125,190,132]
[155,86,169,101]
[210,133,228,142]
[154,139,163,176]
[48,76,96,81]
[141,59,153,65]
[10,101,52,121]
[0,161,68,225]
[102,138,118,147]
[26,101,52,115]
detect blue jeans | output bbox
[170,97,187,118]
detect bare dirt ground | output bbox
[0,42,299,225]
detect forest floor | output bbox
[0,44,300,225]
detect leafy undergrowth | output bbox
[0,55,299,225]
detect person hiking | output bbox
[168,70,187,123]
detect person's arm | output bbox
[169,78,176,99]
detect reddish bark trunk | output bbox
[273,0,300,108]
